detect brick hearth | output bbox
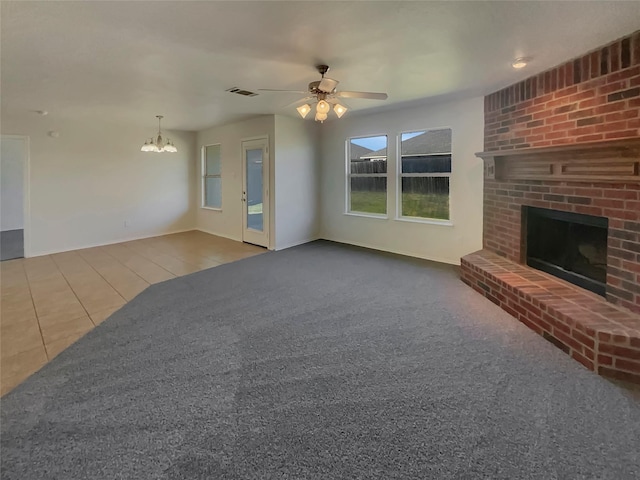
[461,250,640,384]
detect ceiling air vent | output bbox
[226,87,258,97]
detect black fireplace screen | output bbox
[524,206,608,296]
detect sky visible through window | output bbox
[351,132,423,151]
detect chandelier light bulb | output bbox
[315,112,328,122]
[297,104,311,118]
[141,138,155,152]
[333,103,348,118]
[316,100,330,114]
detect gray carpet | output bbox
[0,229,23,261]
[1,241,639,479]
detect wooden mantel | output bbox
[475,138,640,182]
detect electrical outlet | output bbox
[124,220,129,228]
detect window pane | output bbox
[350,136,387,174]
[351,158,387,174]
[205,177,222,208]
[246,148,264,232]
[402,155,451,174]
[205,145,221,175]
[401,128,451,173]
[401,177,449,220]
[350,177,387,215]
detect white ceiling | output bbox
[2,1,639,131]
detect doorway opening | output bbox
[1,136,28,261]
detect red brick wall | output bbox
[485,31,640,151]
[482,30,640,313]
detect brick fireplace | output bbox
[461,31,640,384]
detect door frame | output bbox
[1,135,31,258]
[241,136,270,248]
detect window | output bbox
[203,144,221,209]
[347,135,387,215]
[399,128,451,220]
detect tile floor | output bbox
[0,231,265,396]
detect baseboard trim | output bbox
[275,236,320,251]
[319,236,461,266]
[28,228,196,258]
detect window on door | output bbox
[203,144,222,209]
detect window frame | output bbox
[396,127,453,224]
[345,134,389,219]
[202,143,222,210]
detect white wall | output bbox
[1,136,26,231]
[273,115,320,250]
[196,116,275,246]
[319,97,485,265]
[1,98,482,261]
[1,116,196,256]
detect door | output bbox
[241,138,269,248]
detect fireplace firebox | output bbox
[523,206,608,296]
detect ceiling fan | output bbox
[259,65,388,122]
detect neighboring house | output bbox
[361,129,451,161]
[349,144,374,162]
[354,129,452,175]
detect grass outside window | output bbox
[349,191,449,219]
[401,192,449,220]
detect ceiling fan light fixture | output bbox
[333,103,347,118]
[141,115,177,153]
[316,100,330,115]
[296,104,311,118]
[259,64,387,123]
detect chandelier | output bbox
[141,115,177,153]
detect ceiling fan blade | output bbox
[326,97,349,106]
[258,89,309,94]
[318,77,339,92]
[336,91,388,100]
[282,96,315,108]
